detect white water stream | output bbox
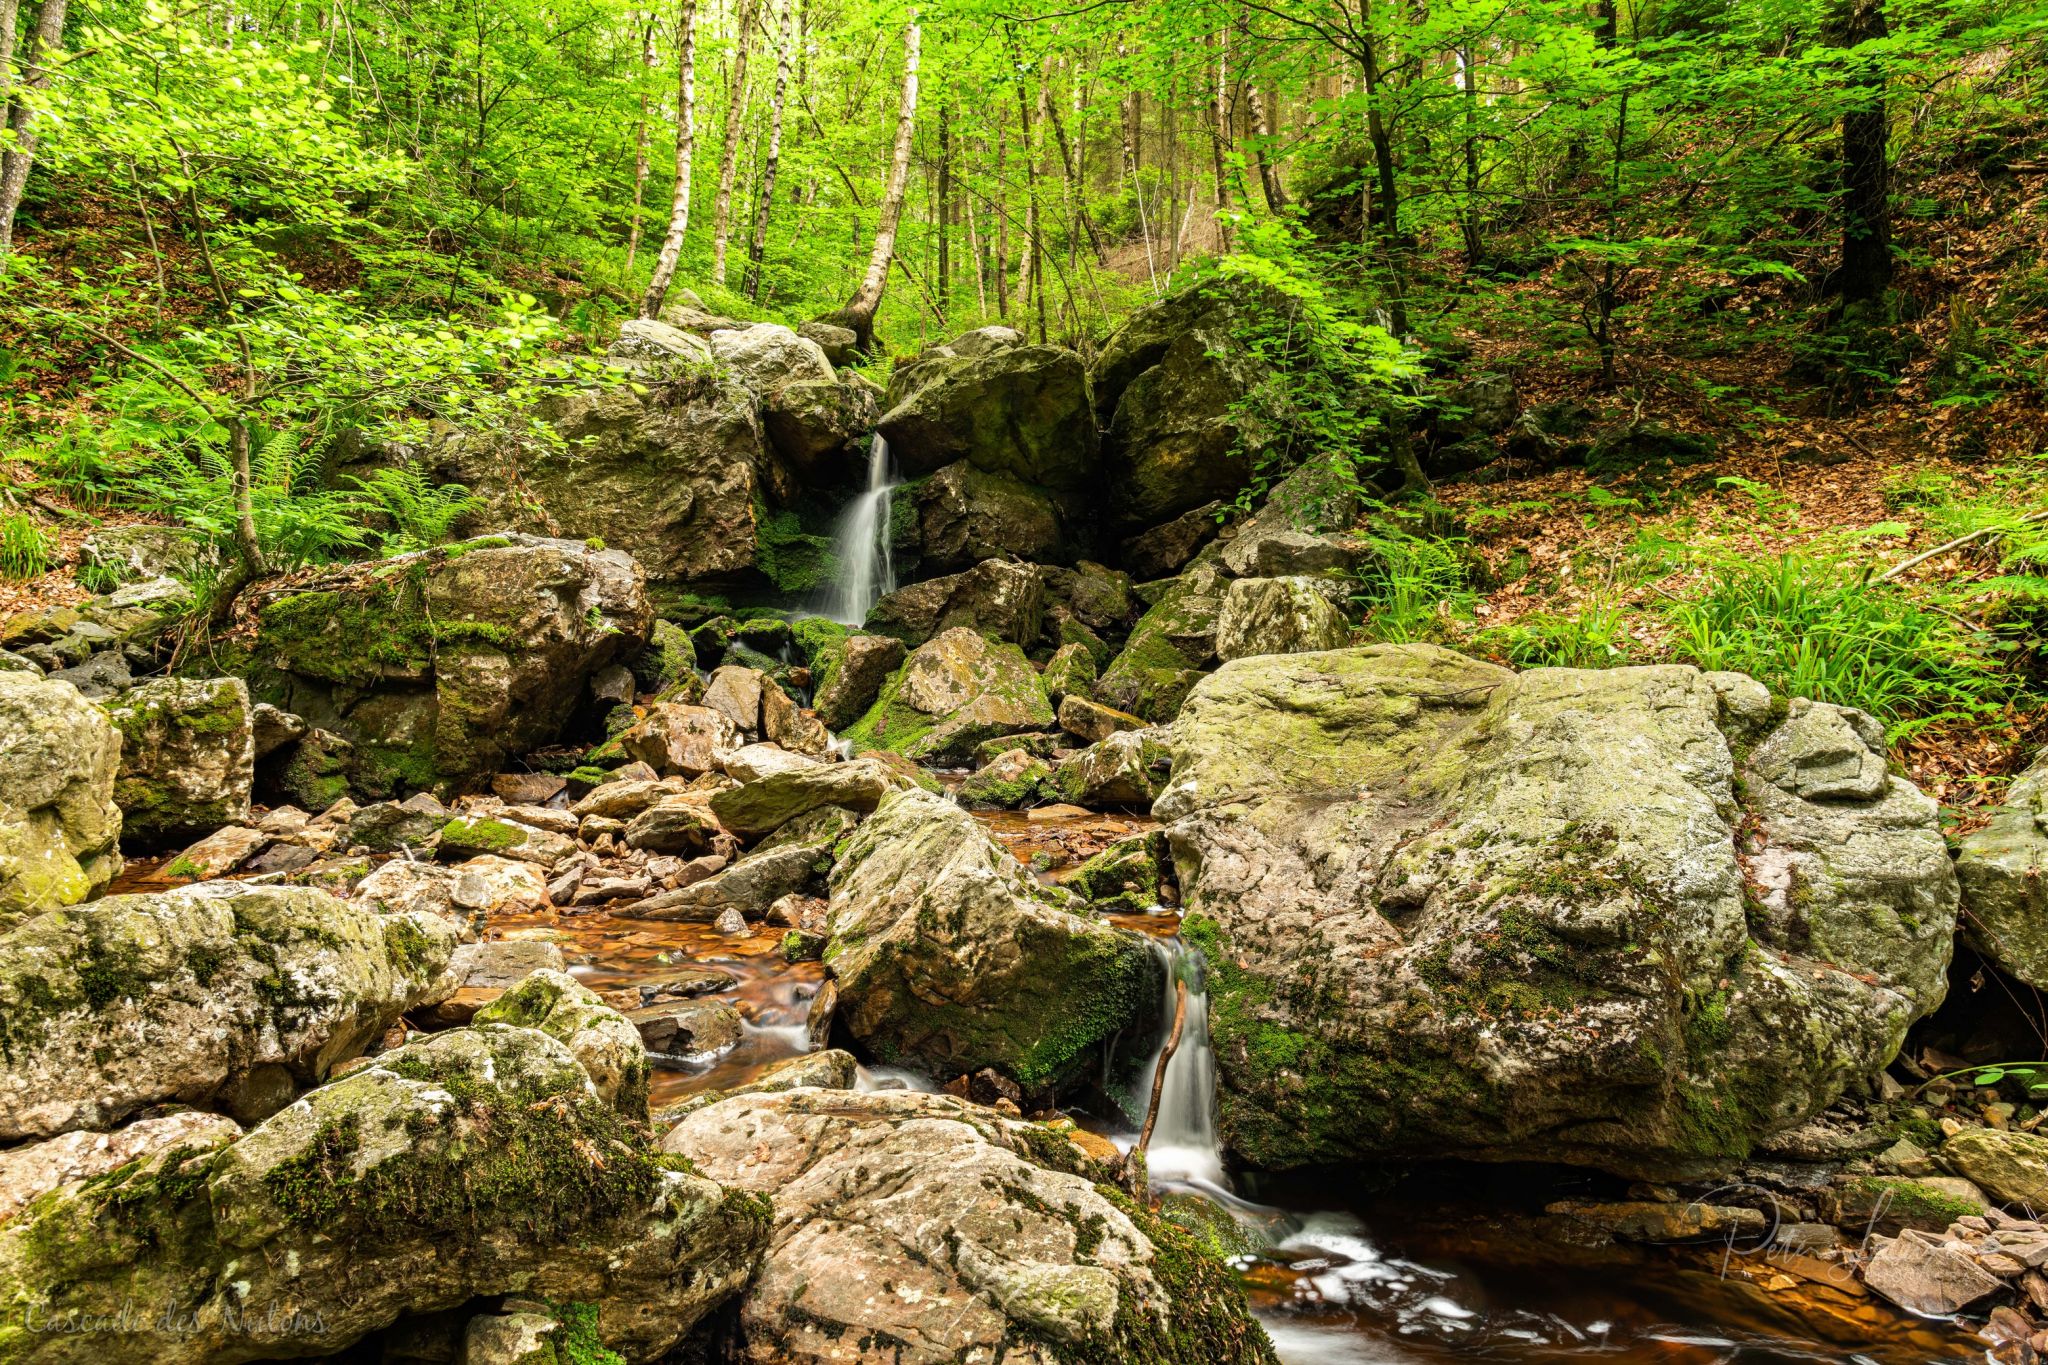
[821,433,898,626]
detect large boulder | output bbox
[0,1023,767,1363]
[875,342,1098,493]
[663,1089,1276,1365]
[1956,751,2048,988]
[912,461,1070,573]
[242,535,652,794]
[760,375,880,477]
[810,634,904,730]
[403,376,784,589]
[824,788,1155,1088]
[708,321,836,393]
[1213,576,1351,661]
[0,673,122,927]
[1156,646,1956,1179]
[866,558,1045,648]
[472,968,651,1118]
[1092,279,1297,530]
[709,759,896,838]
[105,677,255,848]
[0,882,457,1142]
[845,627,1054,766]
[1093,561,1226,723]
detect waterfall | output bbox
[1140,937,1229,1193]
[822,433,898,626]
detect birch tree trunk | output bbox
[640,0,701,318]
[819,15,918,351]
[0,0,68,258]
[741,0,794,301]
[624,9,658,272]
[1207,29,1232,250]
[708,0,759,286]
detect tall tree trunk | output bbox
[709,0,759,286]
[1830,0,1890,306]
[820,16,918,351]
[1011,65,1045,320]
[1357,18,1408,335]
[1042,61,1107,267]
[1118,37,1158,290]
[741,0,793,301]
[624,9,658,272]
[935,101,950,319]
[1457,43,1482,267]
[1207,30,1231,247]
[1248,82,1286,213]
[0,0,68,258]
[640,0,701,318]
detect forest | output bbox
[2,0,2048,1359]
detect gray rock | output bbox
[105,676,254,847]
[250,702,308,759]
[710,321,836,394]
[1957,751,2048,989]
[1942,1128,2048,1208]
[0,882,456,1141]
[824,788,1154,1087]
[607,317,713,372]
[0,1110,244,1227]
[1121,502,1226,580]
[447,939,568,990]
[1156,645,1956,1178]
[913,461,1069,574]
[0,673,123,926]
[661,1089,1274,1365]
[1214,576,1351,661]
[620,703,740,777]
[876,342,1098,491]
[1055,729,1172,809]
[797,320,858,365]
[628,997,743,1056]
[709,759,896,838]
[867,558,1045,649]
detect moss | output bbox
[162,856,205,881]
[1039,1184,1277,1365]
[382,917,436,978]
[545,1301,627,1365]
[1838,1176,1981,1229]
[438,816,526,853]
[262,1060,674,1244]
[754,505,839,595]
[840,664,936,758]
[790,615,850,668]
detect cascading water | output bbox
[822,432,898,626]
[1138,937,1229,1193]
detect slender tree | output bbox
[0,0,68,257]
[641,0,701,319]
[625,9,659,272]
[818,14,918,350]
[709,0,760,286]
[741,0,794,301]
[1829,0,1891,306]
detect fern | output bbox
[347,467,481,555]
[0,513,55,580]
[128,428,372,570]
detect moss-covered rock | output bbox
[0,673,122,928]
[1156,645,1955,1180]
[0,1023,766,1363]
[958,748,1063,809]
[473,969,650,1120]
[1956,750,2048,989]
[1093,562,1226,724]
[824,788,1156,1089]
[875,341,1099,493]
[912,460,1072,573]
[0,883,455,1142]
[105,677,254,849]
[663,1088,1276,1365]
[843,627,1054,767]
[810,633,903,731]
[239,536,652,796]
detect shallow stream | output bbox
[476,804,1981,1365]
